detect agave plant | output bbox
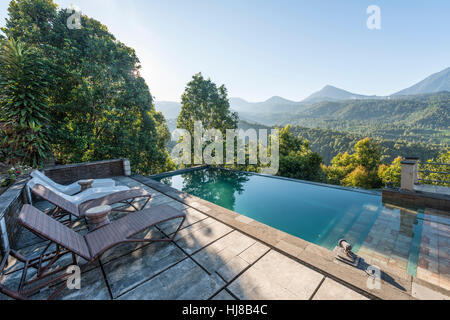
[0,38,51,166]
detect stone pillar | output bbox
[123,159,131,176]
[405,157,419,185]
[401,160,417,191]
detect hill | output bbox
[393,67,450,96]
[302,85,382,103]
[229,96,304,114]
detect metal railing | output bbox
[418,162,450,186]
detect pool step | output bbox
[318,205,381,250]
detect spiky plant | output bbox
[0,38,51,166]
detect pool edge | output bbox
[150,166,382,197]
[133,174,422,301]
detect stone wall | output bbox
[43,159,130,184]
[0,177,29,257]
[382,188,450,212]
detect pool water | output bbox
[155,168,449,280]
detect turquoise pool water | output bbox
[155,168,450,283]
[156,168,417,251]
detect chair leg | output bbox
[0,250,29,299]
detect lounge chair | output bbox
[0,204,186,300]
[29,183,152,222]
[27,177,129,206]
[30,170,116,195]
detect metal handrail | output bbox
[418,162,450,186]
[418,179,450,184]
[421,162,450,167]
[419,170,450,175]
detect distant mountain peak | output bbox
[266,96,296,104]
[302,85,368,103]
[393,67,450,96]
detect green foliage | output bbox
[287,125,446,165]
[178,73,238,135]
[0,38,51,166]
[277,126,325,182]
[2,0,174,174]
[176,73,238,166]
[324,138,383,189]
[420,152,450,187]
[378,156,402,187]
[241,93,450,145]
[342,166,372,189]
[353,138,381,172]
[323,152,356,185]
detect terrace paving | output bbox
[0,176,448,300]
[0,176,372,301]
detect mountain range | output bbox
[155,67,450,120]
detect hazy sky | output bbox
[1,0,449,102]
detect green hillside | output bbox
[238,92,449,145]
[237,121,448,165]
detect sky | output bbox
[0,0,449,102]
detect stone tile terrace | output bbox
[0,176,371,300]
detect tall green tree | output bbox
[178,73,238,134]
[177,73,238,165]
[0,38,51,166]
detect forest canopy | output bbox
[0,0,174,174]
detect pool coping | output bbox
[133,173,428,300]
[149,165,382,197]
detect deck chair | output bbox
[30,170,116,195]
[26,178,129,207]
[30,183,152,223]
[0,204,186,300]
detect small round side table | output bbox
[84,205,112,231]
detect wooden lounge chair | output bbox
[26,177,130,206]
[0,204,186,300]
[30,183,152,223]
[30,170,116,195]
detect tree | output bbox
[324,152,356,185]
[354,138,381,172]
[177,73,238,165]
[342,166,372,189]
[0,38,51,166]
[2,0,174,174]
[277,126,325,182]
[178,73,238,134]
[325,138,383,189]
[378,156,402,187]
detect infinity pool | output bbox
[155,168,450,282]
